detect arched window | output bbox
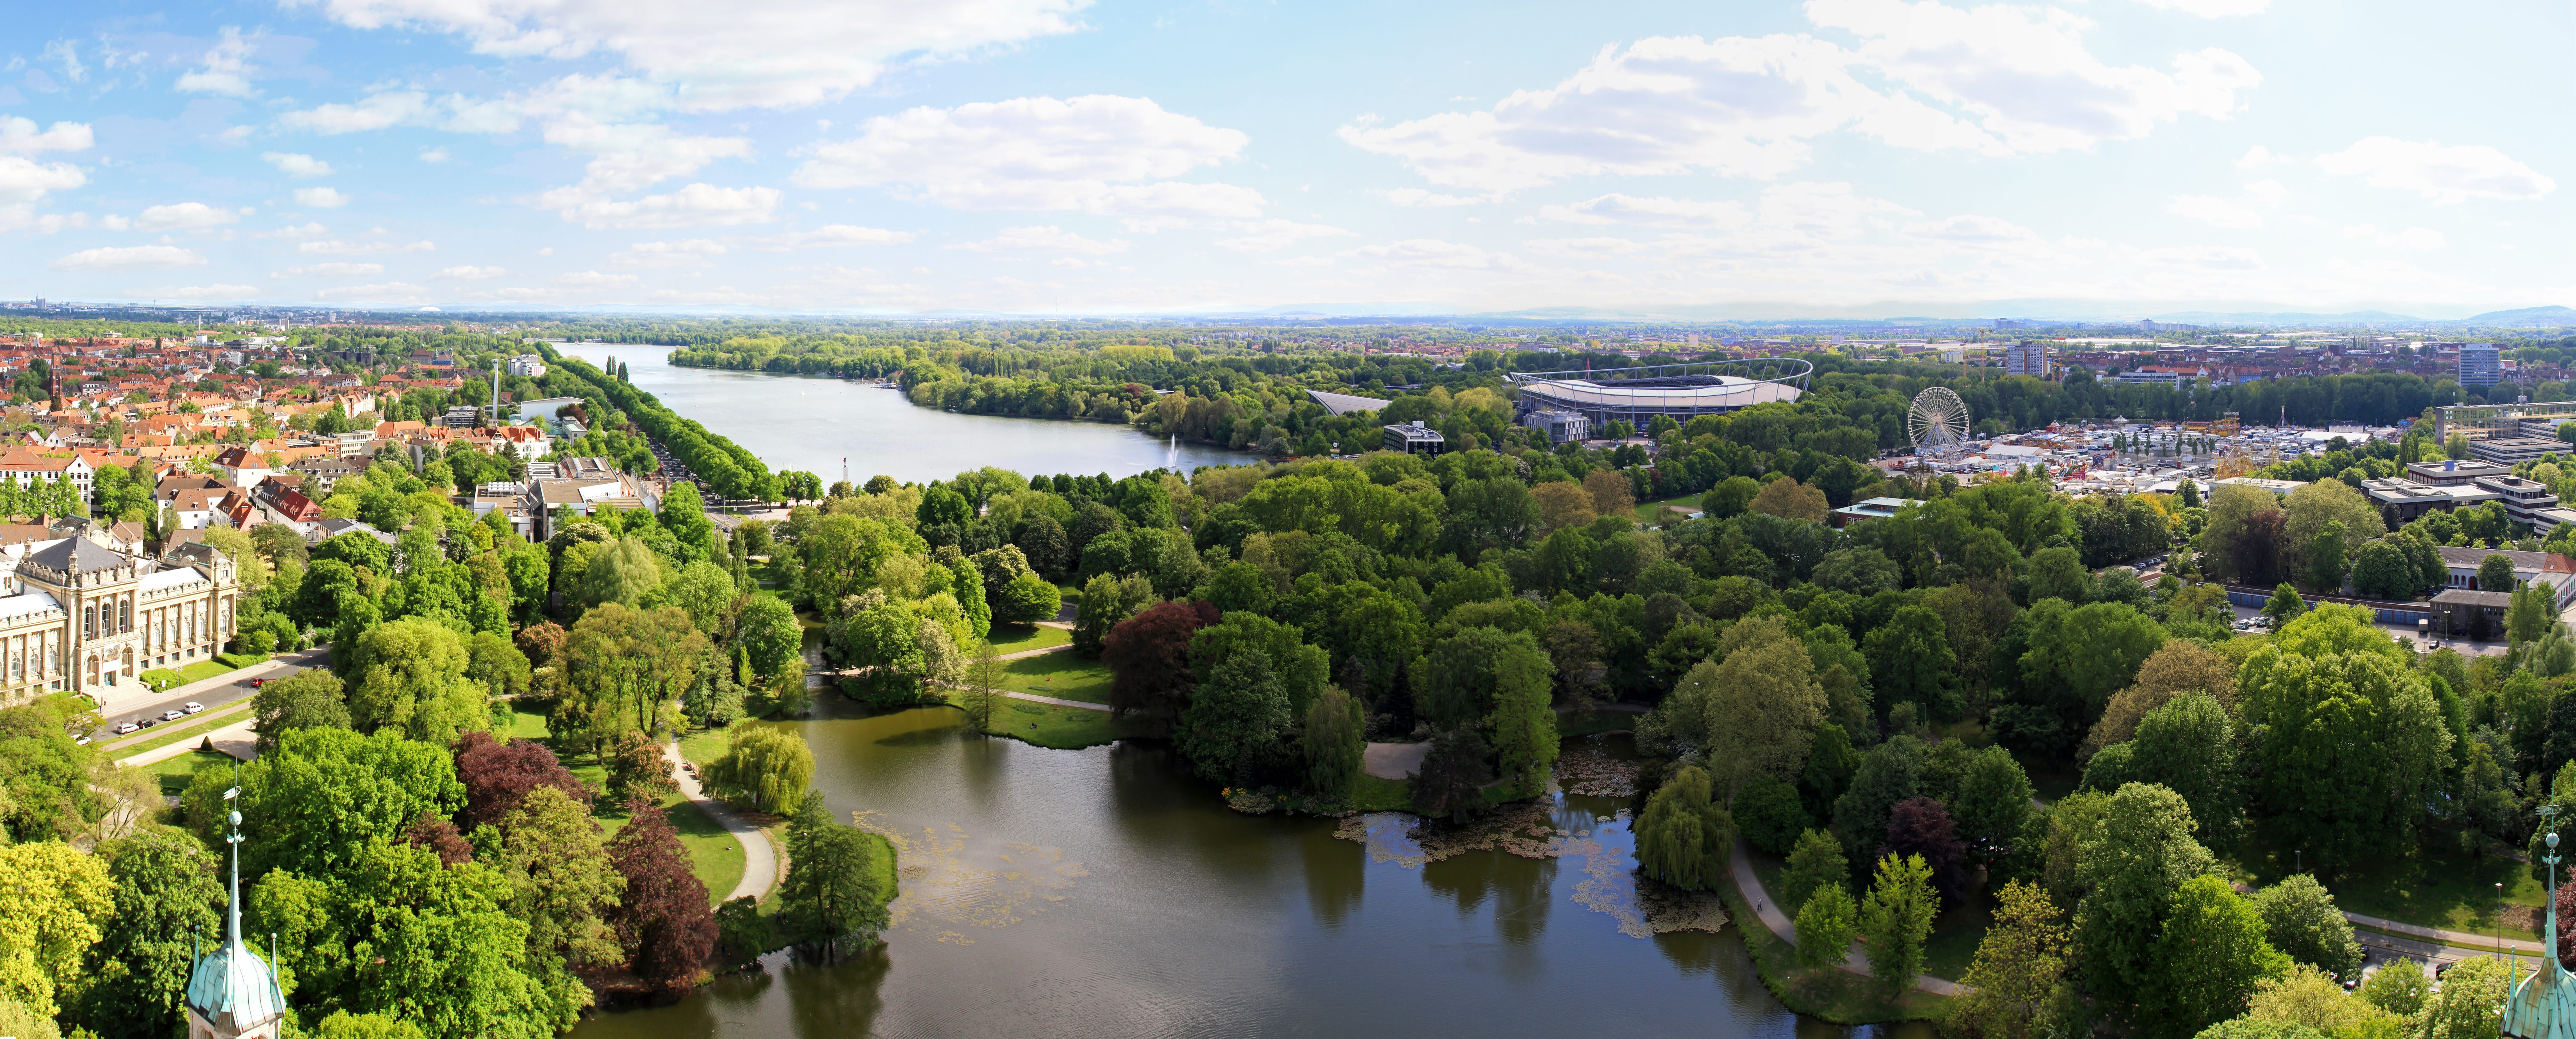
[81,607,93,641]
[120,647,132,672]
[119,601,131,632]
[85,655,97,686]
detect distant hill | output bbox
[2464,305,2576,326]
[2148,310,2429,326]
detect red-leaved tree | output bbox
[1102,600,1220,731]
[403,811,473,866]
[455,730,592,829]
[1882,796,1970,902]
[609,797,718,991]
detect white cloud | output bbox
[1377,188,1481,208]
[552,270,638,288]
[293,187,353,208]
[279,91,434,134]
[0,157,88,204]
[794,95,1258,227]
[1536,194,1750,229]
[130,284,258,300]
[275,262,386,276]
[952,225,1129,255]
[312,281,431,302]
[1345,12,2257,195]
[433,265,507,280]
[2166,194,2264,228]
[52,245,207,271]
[263,152,334,178]
[736,225,914,250]
[1340,239,1539,273]
[0,117,92,155]
[255,222,331,239]
[1215,220,1353,253]
[1810,0,2262,154]
[2314,137,2555,204]
[554,183,780,229]
[176,27,258,97]
[610,239,728,267]
[2342,223,2445,250]
[418,147,450,163]
[298,239,435,255]
[132,203,242,231]
[2236,145,2289,168]
[1902,214,2043,244]
[282,0,1087,111]
[2132,0,2268,15]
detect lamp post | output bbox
[2500,881,2508,967]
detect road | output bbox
[86,647,332,745]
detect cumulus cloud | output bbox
[1340,239,1539,274]
[2132,0,2269,15]
[128,203,241,231]
[2314,137,2555,204]
[2342,224,2445,250]
[1536,194,1750,229]
[2166,194,2265,229]
[794,95,1259,228]
[1377,188,1481,208]
[276,262,385,277]
[433,265,507,280]
[1214,220,1353,253]
[735,224,915,250]
[553,183,780,229]
[0,117,93,155]
[255,222,330,239]
[176,27,259,97]
[264,152,334,178]
[293,187,353,208]
[552,270,639,288]
[52,245,208,271]
[283,0,1087,111]
[298,239,435,255]
[418,147,450,163]
[312,281,431,302]
[130,284,258,300]
[952,225,1128,254]
[610,239,728,267]
[1344,9,2256,195]
[2236,145,2290,168]
[279,91,436,134]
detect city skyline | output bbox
[2,0,2569,314]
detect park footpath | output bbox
[1728,838,1969,997]
[666,740,781,903]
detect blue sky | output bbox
[3,0,2568,316]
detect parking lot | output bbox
[81,647,332,745]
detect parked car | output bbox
[137,717,158,728]
[113,721,137,735]
[159,709,185,722]
[182,701,204,714]
[246,677,268,688]
[74,735,90,746]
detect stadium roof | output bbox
[1306,389,1391,416]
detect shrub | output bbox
[1733,775,1810,855]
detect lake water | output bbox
[558,349,1914,1039]
[552,344,1243,487]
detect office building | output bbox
[2006,340,2050,378]
[2460,343,2501,386]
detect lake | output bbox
[557,348,1912,1039]
[551,344,1243,487]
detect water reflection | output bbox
[573,704,1930,1039]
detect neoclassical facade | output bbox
[0,535,241,704]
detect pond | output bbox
[571,702,1906,1038]
[550,344,1244,487]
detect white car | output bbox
[182,701,204,714]
[113,721,137,734]
[159,709,185,722]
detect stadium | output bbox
[1506,359,1812,441]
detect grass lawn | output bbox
[988,622,1070,653]
[2236,827,2544,941]
[141,658,242,692]
[996,652,1114,704]
[1351,773,1410,811]
[147,748,236,795]
[1750,847,1989,982]
[1630,493,1703,524]
[1720,857,1948,1023]
[600,800,745,907]
[110,702,253,758]
[978,697,1137,749]
[679,727,733,769]
[503,708,551,741]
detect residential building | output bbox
[310,518,395,547]
[2437,546,2576,605]
[506,354,548,378]
[2459,343,2501,386]
[1381,422,1446,456]
[527,459,646,540]
[211,446,273,489]
[2005,340,2050,378]
[1520,409,1591,445]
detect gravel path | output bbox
[1728,837,1968,997]
[667,740,780,904]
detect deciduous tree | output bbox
[1634,765,1733,891]
[606,798,718,992]
[1860,852,1938,991]
[701,726,812,816]
[1953,880,2070,1039]
[1102,600,1220,730]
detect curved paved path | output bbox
[1729,837,1968,997]
[667,740,780,904]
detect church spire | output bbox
[183,768,286,1038]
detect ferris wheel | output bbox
[1908,386,1971,451]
